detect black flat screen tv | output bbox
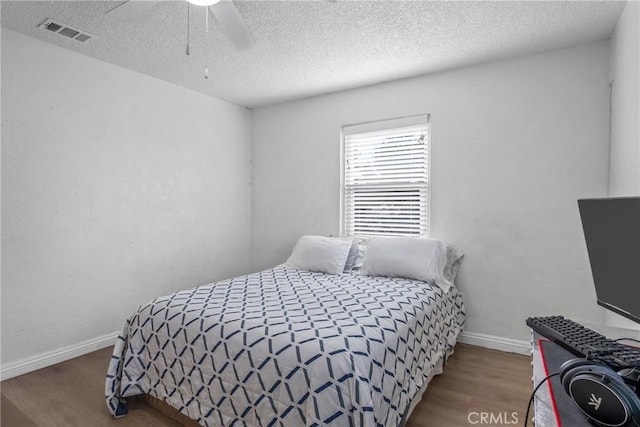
[578,197,640,325]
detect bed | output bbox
[106,236,465,426]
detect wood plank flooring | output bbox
[1,344,531,427]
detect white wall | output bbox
[609,0,639,196]
[1,29,252,367]
[251,41,611,343]
[0,8,4,368]
[606,1,640,330]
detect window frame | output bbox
[340,114,431,238]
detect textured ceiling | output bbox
[1,0,626,108]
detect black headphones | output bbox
[559,358,640,426]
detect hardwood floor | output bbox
[1,344,531,427]
[406,345,532,427]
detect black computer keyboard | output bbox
[526,315,640,369]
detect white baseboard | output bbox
[0,330,529,381]
[458,331,530,355]
[0,331,119,381]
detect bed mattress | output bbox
[106,265,465,426]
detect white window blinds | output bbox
[342,121,429,237]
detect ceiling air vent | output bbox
[38,19,95,43]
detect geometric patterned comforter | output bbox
[106,265,465,426]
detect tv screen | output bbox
[578,197,640,325]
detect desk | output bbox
[530,325,640,426]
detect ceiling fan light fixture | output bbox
[187,0,220,6]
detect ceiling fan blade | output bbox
[105,0,162,20]
[209,1,254,51]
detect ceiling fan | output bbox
[105,0,254,51]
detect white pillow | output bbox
[286,235,353,274]
[343,239,361,272]
[444,244,464,284]
[351,244,366,272]
[360,237,449,286]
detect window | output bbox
[341,115,430,238]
